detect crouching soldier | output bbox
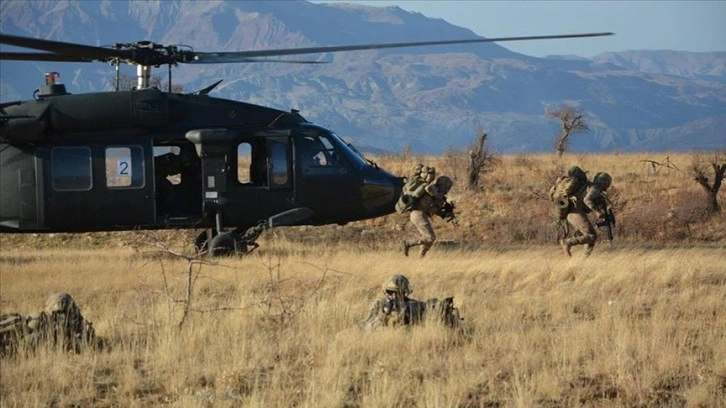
[0,292,95,356]
[360,274,462,332]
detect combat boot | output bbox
[419,242,432,258]
[401,241,411,257]
[559,239,571,257]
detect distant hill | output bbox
[1,0,724,154]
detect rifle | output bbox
[595,208,616,244]
[437,200,457,224]
[383,297,399,315]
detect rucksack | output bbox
[550,166,588,219]
[0,313,26,356]
[424,297,463,328]
[395,163,436,214]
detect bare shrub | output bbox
[691,151,726,213]
[669,189,712,239]
[619,200,670,241]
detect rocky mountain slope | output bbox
[1,0,724,153]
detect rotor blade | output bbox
[0,33,125,60]
[191,57,329,64]
[0,52,94,62]
[187,32,614,63]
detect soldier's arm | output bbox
[548,176,563,200]
[583,185,604,217]
[360,299,386,331]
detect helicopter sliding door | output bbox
[42,141,156,231]
[224,135,295,228]
[0,144,42,231]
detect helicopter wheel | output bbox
[208,232,247,257]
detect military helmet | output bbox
[593,172,612,188]
[382,274,412,296]
[435,175,453,194]
[44,293,78,314]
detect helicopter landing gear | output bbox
[195,221,265,258]
[197,207,314,257]
[208,231,248,257]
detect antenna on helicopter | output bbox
[33,72,68,99]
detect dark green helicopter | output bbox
[0,31,612,255]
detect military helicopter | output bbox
[0,31,612,255]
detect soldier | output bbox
[559,172,613,257]
[0,292,95,356]
[401,175,454,258]
[360,275,462,332]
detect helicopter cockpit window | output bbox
[51,147,92,191]
[237,142,267,186]
[106,146,145,189]
[300,134,343,174]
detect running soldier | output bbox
[401,175,455,258]
[556,172,613,257]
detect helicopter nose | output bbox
[360,170,404,216]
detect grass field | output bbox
[1,151,725,407]
[1,239,724,407]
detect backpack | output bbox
[424,297,463,328]
[395,163,436,214]
[550,166,588,220]
[0,313,27,356]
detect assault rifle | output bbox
[383,297,399,315]
[437,200,457,224]
[595,208,616,244]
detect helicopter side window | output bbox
[153,146,182,185]
[269,138,290,187]
[237,142,267,186]
[106,146,145,189]
[51,147,92,191]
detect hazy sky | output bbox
[316,0,726,57]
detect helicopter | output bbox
[0,31,612,255]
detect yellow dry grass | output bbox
[1,242,725,407]
[1,151,725,407]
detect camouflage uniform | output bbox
[0,292,95,356]
[560,173,612,257]
[402,176,453,257]
[360,275,461,331]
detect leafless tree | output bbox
[691,151,726,213]
[465,128,496,191]
[547,104,590,157]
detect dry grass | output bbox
[1,241,725,407]
[1,152,725,407]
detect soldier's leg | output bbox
[410,211,436,257]
[403,210,428,255]
[565,212,597,255]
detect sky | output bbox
[316,0,726,58]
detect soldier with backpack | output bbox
[360,274,462,331]
[550,168,613,257]
[395,164,455,258]
[0,292,95,356]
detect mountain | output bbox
[1,0,724,154]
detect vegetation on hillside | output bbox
[1,152,724,253]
